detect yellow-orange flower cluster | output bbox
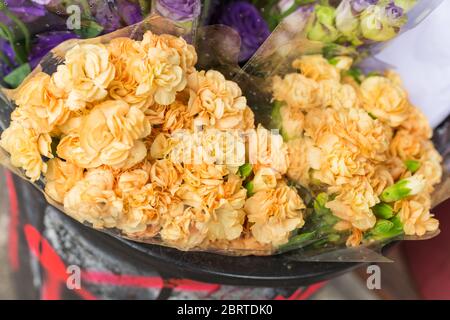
[274,54,442,243]
[0,31,306,252]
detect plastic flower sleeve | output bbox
[0,15,281,257]
[229,0,449,261]
[0,9,447,261]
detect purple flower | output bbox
[1,0,47,23]
[90,0,143,32]
[385,1,404,21]
[0,39,17,75]
[155,0,202,22]
[28,31,78,68]
[217,2,270,62]
[351,0,379,12]
[117,0,143,26]
[91,1,122,32]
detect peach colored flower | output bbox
[394,194,439,236]
[45,158,84,203]
[279,104,304,140]
[326,177,378,231]
[160,203,210,249]
[272,73,320,110]
[292,55,340,81]
[57,100,150,169]
[399,107,432,139]
[245,184,305,246]
[12,72,71,133]
[0,122,52,181]
[52,43,115,111]
[63,168,123,228]
[187,70,248,129]
[389,129,422,160]
[248,125,289,175]
[361,76,410,127]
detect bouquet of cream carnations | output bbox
[0,9,448,259]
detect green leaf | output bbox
[404,160,421,173]
[238,164,253,179]
[75,20,104,38]
[372,203,394,219]
[4,63,31,88]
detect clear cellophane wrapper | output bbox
[0,2,448,261]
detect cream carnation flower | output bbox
[279,104,304,140]
[389,129,422,160]
[208,175,247,241]
[361,76,410,127]
[150,159,183,193]
[187,70,248,129]
[57,100,150,169]
[64,168,123,229]
[129,43,186,106]
[177,164,228,209]
[292,55,340,81]
[0,122,52,181]
[252,167,278,193]
[160,203,210,250]
[305,107,390,161]
[245,185,305,246]
[116,167,150,195]
[208,205,245,241]
[52,43,115,111]
[326,178,378,231]
[12,72,71,133]
[318,80,358,110]
[45,158,84,203]
[141,32,197,75]
[416,142,443,192]
[286,137,318,186]
[394,195,439,236]
[400,107,432,139]
[249,125,289,175]
[272,73,319,110]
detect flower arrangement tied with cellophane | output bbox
[0,1,448,261]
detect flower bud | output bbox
[307,5,340,43]
[380,175,426,202]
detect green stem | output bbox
[0,50,13,69]
[3,9,31,55]
[0,21,26,65]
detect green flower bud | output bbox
[313,192,330,215]
[373,219,394,235]
[238,164,253,179]
[335,0,360,40]
[279,231,317,251]
[372,203,394,219]
[360,4,406,42]
[308,5,340,43]
[404,160,421,173]
[380,175,426,202]
[245,181,255,197]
